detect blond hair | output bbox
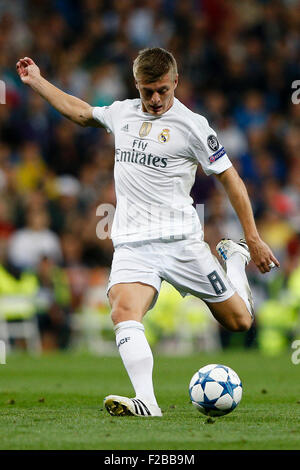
[133,47,178,83]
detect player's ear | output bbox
[135,80,139,90]
[174,74,179,90]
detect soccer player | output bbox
[16,48,279,418]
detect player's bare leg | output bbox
[109,282,155,325]
[104,282,162,417]
[206,292,253,332]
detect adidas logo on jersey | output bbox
[121,124,129,132]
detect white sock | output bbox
[114,320,158,406]
[225,253,253,316]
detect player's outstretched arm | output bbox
[16,57,100,127]
[215,166,280,274]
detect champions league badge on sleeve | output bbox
[209,147,226,163]
[207,134,220,152]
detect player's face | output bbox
[136,72,178,116]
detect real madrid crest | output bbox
[139,122,152,138]
[158,128,170,143]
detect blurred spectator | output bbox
[216,115,248,161]
[14,141,47,193]
[47,120,81,176]
[61,231,89,312]
[8,209,62,270]
[0,237,39,349]
[89,63,127,106]
[234,90,268,131]
[256,209,296,262]
[35,256,71,350]
[0,198,15,240]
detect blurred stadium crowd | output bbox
[0,0,299,354]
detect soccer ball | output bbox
[189,364,242,417]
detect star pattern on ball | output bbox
[219,378,240,398]
[197,369,217,384]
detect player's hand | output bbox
[16,57,40,85]
[246,237,280,274]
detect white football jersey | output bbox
[92,97,232,246]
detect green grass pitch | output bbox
[0,350,300,450]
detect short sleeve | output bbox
[188,116,232,176]
[92,101,122,134]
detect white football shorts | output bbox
[107,234,236,310]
